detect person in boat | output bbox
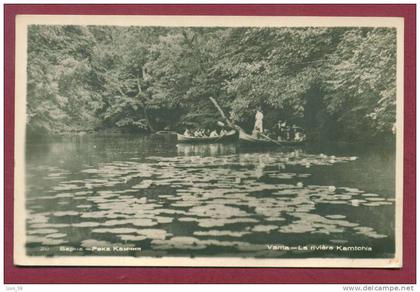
[276,122,289,140]
[278,121,288,141]
[194,129,203,137]
[295,131,305,142]
[254,108,264,133]
[220,129,227,136]
[285,124,292,141]
[274,122,285,141]
[183,129,192,137]
[209,129,219,137]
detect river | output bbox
[25,133,396,259]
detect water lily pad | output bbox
[193,230,250,237]
[132,180,154,189]
[252,225,278,232]
[72,222,101,228]
[53,211,79,217]
[152,236,207,250]
[46,233,67,238]
[119,235,147,241]
[76,205,92,209]
[325,215,346,219]
[137,229,168,240]
[92,228,138,234]
[28,228,58,235]
[362,193,379,197]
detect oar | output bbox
[258,132,283,146]
[210,97,234,127]
[217,120,243,136]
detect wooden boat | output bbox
[177,130,238,144]
[208,97,305,147]
[239,129,305,147]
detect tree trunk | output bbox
[209,97,244,132]
[209,97,232,126]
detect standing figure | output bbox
[254,108,264,133]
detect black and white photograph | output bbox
[14,15,403,267]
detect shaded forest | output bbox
[27,25,397,143]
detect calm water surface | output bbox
[25,134,396,258]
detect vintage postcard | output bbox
[14,15,404,267]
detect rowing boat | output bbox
[177,130,238,144]
[239,129,305,147]
[208,97,305,147]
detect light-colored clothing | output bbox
[254,110,264,132]
[295,132,306,142]
[209,130,218,137]
[183,129,191,137]
[194,131,203,137]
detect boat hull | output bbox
[177,130,238,144]
[239,130,305,147]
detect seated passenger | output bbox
[183,129,191,137]
[194,129,202,137]
[279,122,287,140]
[285,126,291,140]
[294,132,306,141]
[209,130,218,137]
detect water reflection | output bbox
[25,135,395,258]
[176,143,237,156]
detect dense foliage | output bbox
[27,25,397,142]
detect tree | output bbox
[26,25,397,143]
